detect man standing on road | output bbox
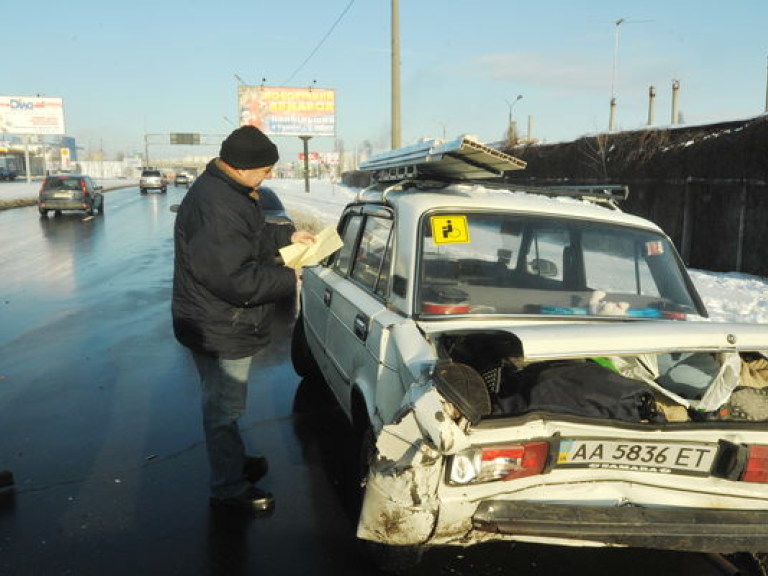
[172,125,314,513]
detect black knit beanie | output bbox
[219,126,279,169]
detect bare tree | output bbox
[579,134,611,180]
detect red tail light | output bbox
[741,445,768,483]
[449,441,549,484]
[81,180,89,197]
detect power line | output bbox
[282,0,356,86]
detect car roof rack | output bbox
[356,179,629,210]
[479,182,630,206]
[359,135,527,181]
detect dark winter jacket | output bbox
[172,159,296,359]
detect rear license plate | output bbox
[556,438,718,476]
[53,192,72,198]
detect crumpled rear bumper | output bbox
[473,501,768,553]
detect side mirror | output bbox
[169,204,180,213]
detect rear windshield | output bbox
[142,171,161,177]
[43,177,82,190]
[417,211,703,319]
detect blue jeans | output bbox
[191,352,254,498]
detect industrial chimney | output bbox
[647,86,656,126]
[527,114,534,142]
[671,80,680,125]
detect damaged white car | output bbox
[291,137,768,569]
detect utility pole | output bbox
[391,0,401,149]
[300,135,312,193]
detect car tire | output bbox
[358,426,424,573]
[38,207,48,217]
[140,188,147,195]
[98,200,104,215]
[291,313,322,379]
[161,187,167,194]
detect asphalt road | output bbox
[0,185,739,575]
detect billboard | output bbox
[238,86,335,137]
[298,151,340,165]
[0,96,65,135]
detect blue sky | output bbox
[5,0,767,162]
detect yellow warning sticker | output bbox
[431,215,471,244]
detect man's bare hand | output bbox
[291,230,316,246]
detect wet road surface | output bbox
[0,186,741,575]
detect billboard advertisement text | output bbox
[238,86,335,137]
[0,96,65,135]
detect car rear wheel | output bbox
[38,207,48,217]
[140,188,147,195]
[291,313,322,379]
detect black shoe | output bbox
[209,486,275,513]
[243,455,268,484]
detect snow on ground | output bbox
[2,177,767,324]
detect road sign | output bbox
[170,133,200,145]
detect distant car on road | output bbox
[174,173,191,188]
[139,169,167,194]
[38,174,104,217]
[0,167,17,181]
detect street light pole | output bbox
[505,95,523,143]
[608,18,625,132]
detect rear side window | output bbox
[350,216,393,296]
[332,214,363,276]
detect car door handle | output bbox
[323,288,332,307]
[353,314,369,341]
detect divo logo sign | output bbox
[9,99,34,111]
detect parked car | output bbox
[174,172,190,188]
[292,137,768,571]
[0,167,18,181]
[38,174,104,217]
[258,185,293,226]
[139,169,166,194]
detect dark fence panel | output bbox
[501,176,767,276]
[743,183,768,276]
[687,181,742,272]
[624,179,768,275]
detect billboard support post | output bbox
[23,136,31,184]
[299,135,312,193]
